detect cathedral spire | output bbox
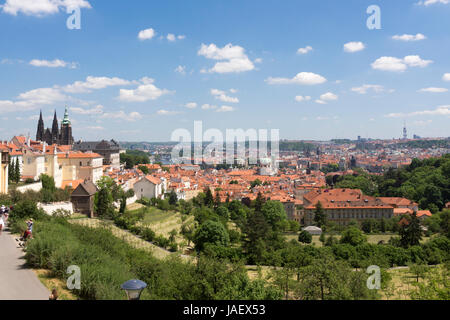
[62,106,71,125]
[36,110,44,141]
[51,109,59,144]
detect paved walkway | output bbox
[0,227,49,300]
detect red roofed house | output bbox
[416,210,432,220]
[133,175,167,200]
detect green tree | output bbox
[440,210,450,238]
[14,158,21,183]
[216,206,230,221]
[194,220,230,251]
[243,210,270,264]
[340,227,367,246]
[204,188,214,208]
[298,231,312,244]
[168,190,178,206]
[409,264,429,283]
[138,165,149,175]
[40,174,56,192]
[261,200,287,230]
[400,213,423,248]
[313,201,327,229]
[250,179,263,189]
[119,194,127,214]
[254,192,266,213]
[295,254,377,300]
[96,187,114,218]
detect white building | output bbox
[133,175,167,200]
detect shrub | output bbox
[298,231,313,244]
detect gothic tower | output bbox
[36,110,44,142]
[59,106,74,145]
[51,110,59,145]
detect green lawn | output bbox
[285,232,430,247]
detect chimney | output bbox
[43,142,46,154]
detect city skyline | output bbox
[1,0,450,142]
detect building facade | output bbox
[73,140,121,168]
[302,188,394,226]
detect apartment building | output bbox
[58,152,104,184]
[302,188,394,226]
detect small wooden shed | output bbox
[70,179,98,218]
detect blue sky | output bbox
[0,0,450,142]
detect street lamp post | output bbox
[121,279,147,300]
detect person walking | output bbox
[0,207,5,236]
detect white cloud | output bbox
[266,72,327,85]
[392,33,426,41]
[229,89,238,94]
[315,100,327,105]
[385,105,450,118]
[295,95,311,102]
[84,126,105,131]
[201,104,217,110]
[70,105,104,115]
[138,28,156,40]
[1,0,91,16]
[216,106,235,113]
[254,58,263,64]
[0,87,67,113]
[343,42,365,53]
[351,84,386,94]
[167,33,185,42]
[18,87,67,105]
[417,0,450,6]
[185,102,197,109]
[320,92,338,101]
[418,87,448,93]
[198,43,255,73]
[211,89,239,103]
[174,65,186,75]
[63,76,131,93]
[443,73,450,82]
[371,55,433,72]
[102,111,142,121]
[412,120,433,126]
[29,59,77,68]
[403,55,433,67]
[157,109,180,116]
[297,46,313,55]
[119,78,170,102]
[167,34,176,42]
